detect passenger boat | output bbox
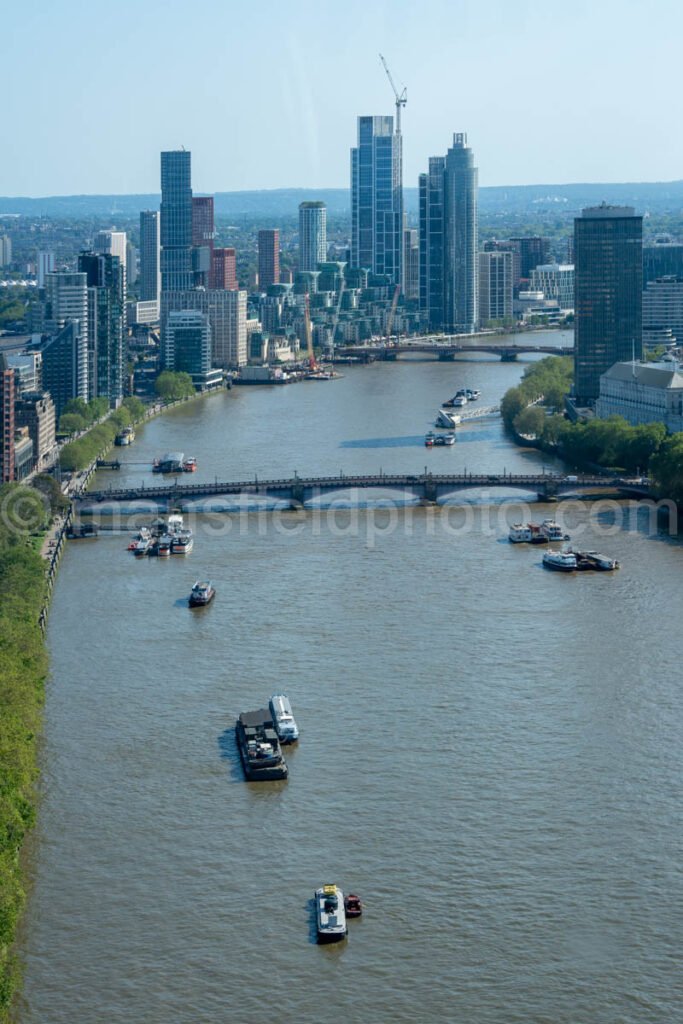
[572,551,620,572]
[156,534,172,557]
[542,549,577,572]
[315,885,347,943]
[433,432,456,446]
[509,523,533,543]
[171,530,194,554]
[189,580,215,606]
[235,710,288,781]
[268,694,299,744]
[115,426,135,446]
[344,894,363,918]
[182,457,197,472]
[465,388,481,401]
[443,389,470,408]
[540,519,570,542]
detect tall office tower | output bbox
[574,204,643,403]
[139,211,161,303]
[192,196,215,287]
[165,310,213,387]
[212,247,237,289]
[45,271,89,333]
[0,235,12,268]
[0,354,15,482]
[403,227,419,300]
[510,236,550,281]
[258,229,280,289]
[94,230,127,276]
[39,322,89,419]
[351,115,402,287]
[419,134,478,332]
[37,252,55,287]
[419,156,446,329]
[478,250,513,324]
[78,252,125,407]
[162,289,247,367]
[299,201,327,272]
[160,149,193,291]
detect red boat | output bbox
[344,894,363,918]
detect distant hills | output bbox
[1,181,682,219]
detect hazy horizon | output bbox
[3,0,681,195]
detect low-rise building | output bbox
[15,391,57,472]
[529,263,574,311]
[596,360,683,433]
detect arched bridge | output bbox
[336,342,574,362]
[76,472,641,511]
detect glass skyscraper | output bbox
[299,201,327,273]
[139,210,160,303]
[160,150,193,292]
[350,115,402,287]
[78,252,125,407]
[574,204,643,403]
[419,133,478,333]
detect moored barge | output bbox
[235,710,288,781]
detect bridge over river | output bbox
[336,341,574,362]
[77,472,648,512]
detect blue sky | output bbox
[3,0,680,195]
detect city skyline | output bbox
[2,0,681,196]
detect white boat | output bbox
[451,395,467,407]
[540,519,569,542]
[542,550,577,572]
[171,530,193,554]
[132,537,151,557]
[269,694,299,744]
[433,433,456,446]
[465,389,481,401]
[315,885,347,943]
[436,409,461,428]
[509,523,533,543]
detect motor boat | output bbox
[344,894,363,918]
[315,885,347,943]
[542,550,577,572]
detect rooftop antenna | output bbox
[379,53,407,134]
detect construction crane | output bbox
[379,53,407,134]
[385,283,401,344]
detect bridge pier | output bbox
[421,478,439,504]
[437,352,456,361]
[500,351,518,362]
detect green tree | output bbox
[155,371,195,401]
[62,398,92,423]
[31,475,70,516]
[122,396,146,421]
[650,434,683,503]
[513,405,546,438]
[58,413,87,436]
[87,397,110,421]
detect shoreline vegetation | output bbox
[0,371,211,1022]
[500,356,683,503]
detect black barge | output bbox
[235,709,288,781]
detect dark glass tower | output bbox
[419,156,446,330]
[350,115,402,287]
[139,210,160,302]
[78,252,125,407]
[160,150,193,292]
[574,204,643,403]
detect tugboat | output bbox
[189,580,215,606]
[315,885,347,943]
[344,893,363,918]
[542,549,577,572]
[235,710,288,781]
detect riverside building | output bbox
[351,114,403,288]
[574,204,642,403]
[596,360,683,433]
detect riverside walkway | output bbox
[75,472,645,510]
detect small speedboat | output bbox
[189,580,215,607]
[542,550,577,572]
[344,894,363,918]
[315,885,347,943]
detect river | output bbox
[17,331,683,1023]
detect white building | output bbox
[37,252,55,288]
[7,353,41,393]
[642,276,683,343]
[94,230,127,275]
[478,250,513,323]
[161,289,247,368]
[0,235,12,267]
[596,360,683,433]
[529,263,574,311]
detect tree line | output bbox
[501,356,683,502]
